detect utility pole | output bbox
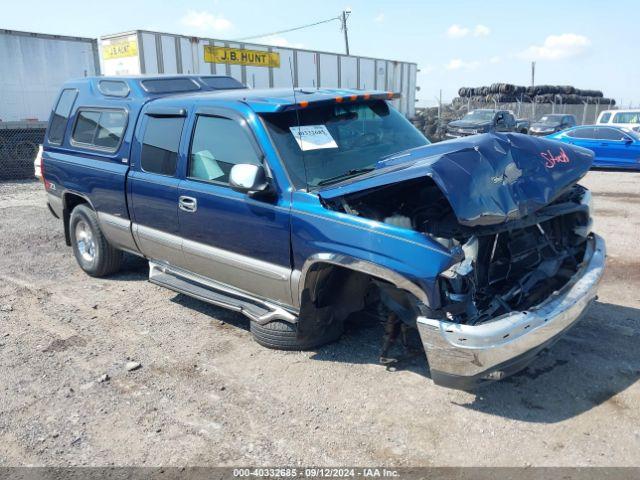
[341,10,351,56]
[531,61,536,87]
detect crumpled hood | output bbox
[318,133,594,227]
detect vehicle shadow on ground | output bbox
[311,301,640,423]
[459,301,640,423]
[169,293,252,330]
[311,311,431,377]
[109,264,639,424]
[105,254,149,282]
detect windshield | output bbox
[538,115,563,124]
[262,100,428,188]
[461,110,495,122]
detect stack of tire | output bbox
[413,103,469,142]
[455,84,615,106]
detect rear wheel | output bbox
[250,319,343,351]
[70,204,122,277]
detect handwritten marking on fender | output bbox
[541,148,571,169]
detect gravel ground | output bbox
[0,172,639,467]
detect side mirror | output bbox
[229,164,270,195]
[624,136,634,144]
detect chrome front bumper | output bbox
[417,234,606,389]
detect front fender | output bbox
[291,192,455,309]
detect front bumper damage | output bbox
[417,234,605,390]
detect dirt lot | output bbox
[0,172,639,467]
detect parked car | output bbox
[445,109,517,138]
[546,125,640,170]
[529,114,577,136]
[515,118,530,134]
[596,109,640,132]
[41,76,605,389]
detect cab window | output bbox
[188,116,260,185]
[140,116,185,176]
[613,112,640,124]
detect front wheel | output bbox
[250,319,343,351]
[70,204,122,277]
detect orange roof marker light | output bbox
[279,91,402,112]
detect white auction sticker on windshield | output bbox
[289,125,338,151]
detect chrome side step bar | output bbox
[148,262,298,325]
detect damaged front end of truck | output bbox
[318,133,606,389]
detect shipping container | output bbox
[0,29,100,179]
[100,30,418,117]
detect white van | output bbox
[596,109,640,131]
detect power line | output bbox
[234,16,341,41]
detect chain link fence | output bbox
[414,100,616,143]
[0,124,45,181]
[456,98,614,125]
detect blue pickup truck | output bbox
[41,75,605,389]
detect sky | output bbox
[2,0,637,107]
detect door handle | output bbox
[178,196,197,213]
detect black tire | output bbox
[250,319,343,351]
[69,204,122,277]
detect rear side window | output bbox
[567,127,596,139]
[599,112,612,123]
[71,109,127,151]
[189,116,260,184]
[48,89,78,145]
[141,117,185,176]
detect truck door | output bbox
[177,109,293,306]
[128,108,188,266]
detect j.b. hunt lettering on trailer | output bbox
[102,39,138,60]
[204,46,280,68]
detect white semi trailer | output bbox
[0,27,418,179]
[0,29,99,179]
[100,30,418,118]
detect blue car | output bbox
[546,125,640,170]
[40,75,605,389]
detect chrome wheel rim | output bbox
[75,220,96,263]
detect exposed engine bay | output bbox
[324,177,592,326]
